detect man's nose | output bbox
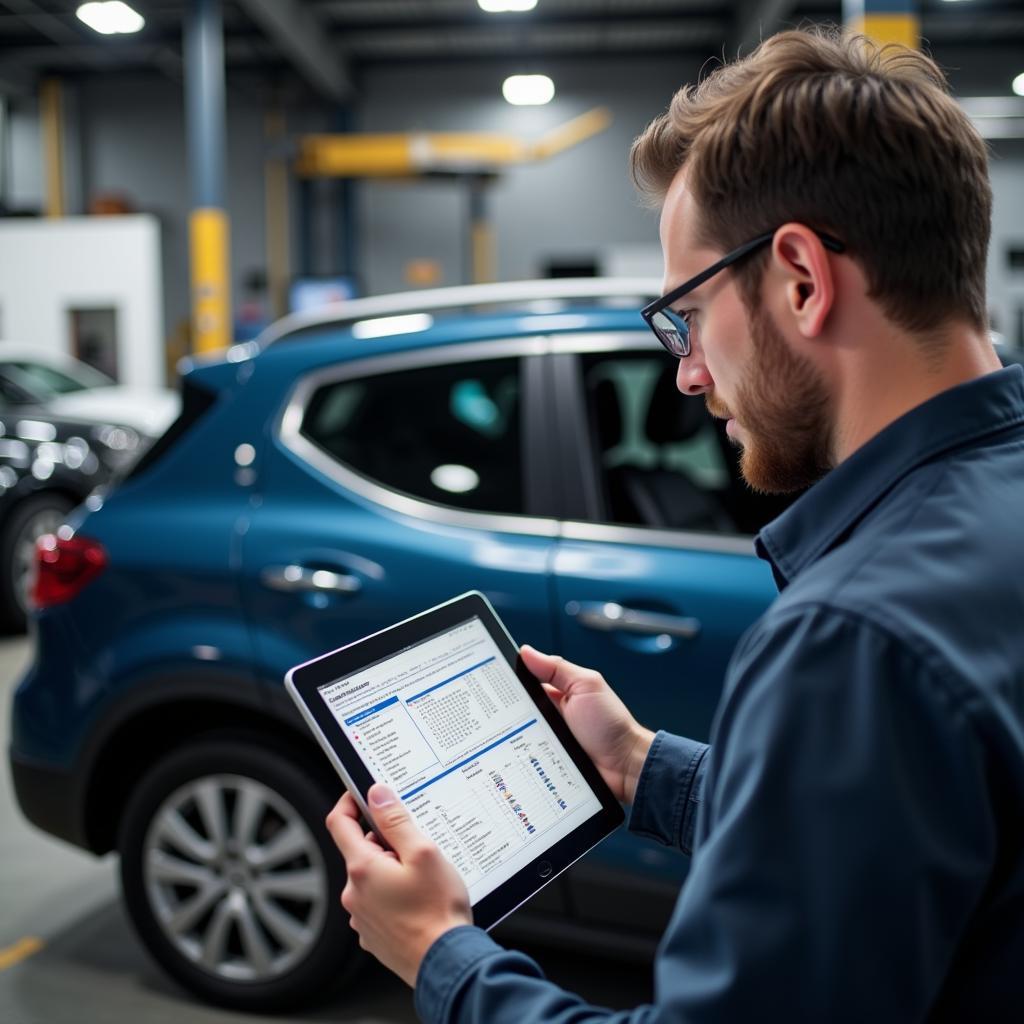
[675,348,713,396]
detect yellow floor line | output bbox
[0,937,44,970]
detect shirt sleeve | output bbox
[415,604,996,1024]
[627,730,709,855]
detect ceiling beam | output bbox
[235,0,351,101]
[0,0,83,46]
[729,0,799,58]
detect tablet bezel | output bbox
[285,590,624,931]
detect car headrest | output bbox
[645,366,706,443]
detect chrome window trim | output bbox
[560,520,756,556]
[277,334,758,557]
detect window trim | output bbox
[276,334,758,556]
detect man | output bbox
[327,27,1024,1022]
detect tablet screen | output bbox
[316,614,604,903]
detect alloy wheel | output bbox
[142,773,329,983]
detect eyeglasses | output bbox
[641,229,846,358]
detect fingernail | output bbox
[369,784,396,807]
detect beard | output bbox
[707,311,834,494]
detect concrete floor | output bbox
[0,634,653,1023]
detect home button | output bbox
[538,860,552,878]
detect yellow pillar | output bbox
[845,0,919,49]
[190,208,231,353]
[40,78,64,218]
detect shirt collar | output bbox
[755,365,1024,589]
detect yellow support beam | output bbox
[845,0,919,49]
[190,207,232,353]
[294,107,613,178]
[849,13,919,49]
[532,107,613,161]
[40,78,64,218]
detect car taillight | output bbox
[33,534,108,609]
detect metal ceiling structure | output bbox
[0,0,1022,98]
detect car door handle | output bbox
[565,601,700,639]
[260,565,362,594]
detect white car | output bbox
[0,342,180,439]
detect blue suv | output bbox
[11,280,786,1011]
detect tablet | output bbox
[285,591,624,930]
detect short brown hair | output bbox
[631,27,992,334]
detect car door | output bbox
[240,340,561,690]
[548,336,784,929]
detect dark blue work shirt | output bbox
[415,366,1024,1023]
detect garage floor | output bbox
[1,635,653,1023]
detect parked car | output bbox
[0,342,180,438]
[0,398,146,630]
[14,280,1005,1010]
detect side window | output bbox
[300,357,524,515]
[583,352,739,533]
[583,352,800,535]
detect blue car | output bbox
[10,280,786,1011]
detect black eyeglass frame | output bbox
[641,229,846,357]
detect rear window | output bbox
[300,357,524,515]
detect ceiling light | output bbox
[479,0,538,12]
[76,2,145,35]
[1013,73,1024,98]
[502,75,555,106]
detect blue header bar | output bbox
[405,656,496,704]
[344,695,399,726]
[401,719,537,800]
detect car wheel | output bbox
[119,735,360,1012]
[0,492,75,632]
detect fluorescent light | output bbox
[502,75,555,106]
[351,313,434,339]
[1014,73,1024,98]
[479,0,538,12]
[76,2,145,35]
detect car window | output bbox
[4,359,111,395]
[582,351,801,535]
[582,352,739,533]
[300,357,524,515]
[0,365,49,403]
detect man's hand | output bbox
[520,645,655,805]
[326,784,472,987]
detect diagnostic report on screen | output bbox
[317,616,603,903]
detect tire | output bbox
[119,734,361,1012]
[0,492,75,632]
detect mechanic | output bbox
[327,26,1024,1023]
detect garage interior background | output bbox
[0,0,1023,376]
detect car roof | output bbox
[258,277,660,348]
[180,279,660,380]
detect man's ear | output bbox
[771,224,836,339]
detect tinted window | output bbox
[301,357,524,515]
[583,352,798,535]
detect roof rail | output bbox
[257,277,661,347]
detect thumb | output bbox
[367,784,422,857]
[520,644,559,683]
